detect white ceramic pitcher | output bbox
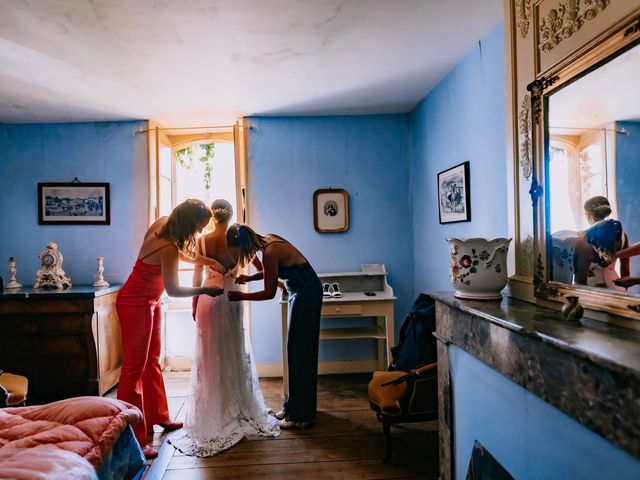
[446,237,512,300]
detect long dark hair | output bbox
[226,224,266,267]
[157,199,212,258]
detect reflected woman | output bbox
[573,196,629,289]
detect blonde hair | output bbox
[211,199,233,223]
[157,199,212,258]
[226,224,266,267]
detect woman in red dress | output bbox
[116,199,225,458]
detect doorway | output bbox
[147,122,249,371]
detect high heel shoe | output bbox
[322,283,333,298]
[330,283,342,298]
[158,421,183,432]
[148,421,183,434]
[278,417,316,429]
[142,447,158,459]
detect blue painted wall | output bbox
[409,23,508,293]
[246,115,413,364]
[449,346,640,479]
[616,121,640,288]
[410,23,638,477]
[0,121,148,286]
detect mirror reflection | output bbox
[547,43,640,294]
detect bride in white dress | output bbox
[169,200,279,457]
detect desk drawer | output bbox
[321,304,362,316]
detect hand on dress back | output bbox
[202,287,224,297]
[235,274,251,285]
[227,290,243,301]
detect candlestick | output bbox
[6,257,23,289]
[93,256,110,288]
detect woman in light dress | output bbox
[169,200,279,457]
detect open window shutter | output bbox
[233,118,249,224]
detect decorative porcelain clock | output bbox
[34,242,72,289]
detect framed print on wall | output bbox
[437,161,471,224]
[38,182,111,225]
[313,188,349,233]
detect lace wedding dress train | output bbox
[169,265,279,457]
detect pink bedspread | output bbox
[0,396,142,478]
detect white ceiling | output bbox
[0,0,502,126]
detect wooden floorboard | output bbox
[138,372,438,480]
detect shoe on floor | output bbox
[278,418,316,429]
[149,421,183,434]
[322,283,333,298]
[330,282,342,298]
[142,447,158,459]
[274,408,287,420]
[159,421,183,432]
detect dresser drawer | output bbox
[321,303,362,316]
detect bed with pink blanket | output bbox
[0,396,145,480]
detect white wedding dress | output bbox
[169,245,279,457]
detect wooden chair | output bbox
[368,363,438,462]
[0,370,28,407]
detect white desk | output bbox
[279,265,396,394]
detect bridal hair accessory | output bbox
[212,207,233,220]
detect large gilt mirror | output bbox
[531,17,640,322]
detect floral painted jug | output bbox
[446,237,512,300]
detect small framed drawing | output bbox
[38,182,110,225]
[313,188,349,233]
[437,161,471,224]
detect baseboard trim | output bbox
[256,359,379,378]
[164,357,380,378]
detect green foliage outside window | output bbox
[176,143,215,191]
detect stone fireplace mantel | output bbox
[433,292,640,480]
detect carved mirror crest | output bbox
[529,16,640,321]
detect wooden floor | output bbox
[118,372,439,480]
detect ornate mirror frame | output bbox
[528,14,640,321]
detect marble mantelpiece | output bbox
[433,292,640,480]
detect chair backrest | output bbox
[389,294,436,372]
[0,384,8,408]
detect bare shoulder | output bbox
[144,217,167,239]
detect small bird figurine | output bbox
[562,296,584,324]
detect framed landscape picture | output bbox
[437,161,470,224]
[38,182,110,225]
[313,188,349,233]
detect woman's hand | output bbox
[227,290,244,301]
[235,274,252,284]
[202,287,224,297]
